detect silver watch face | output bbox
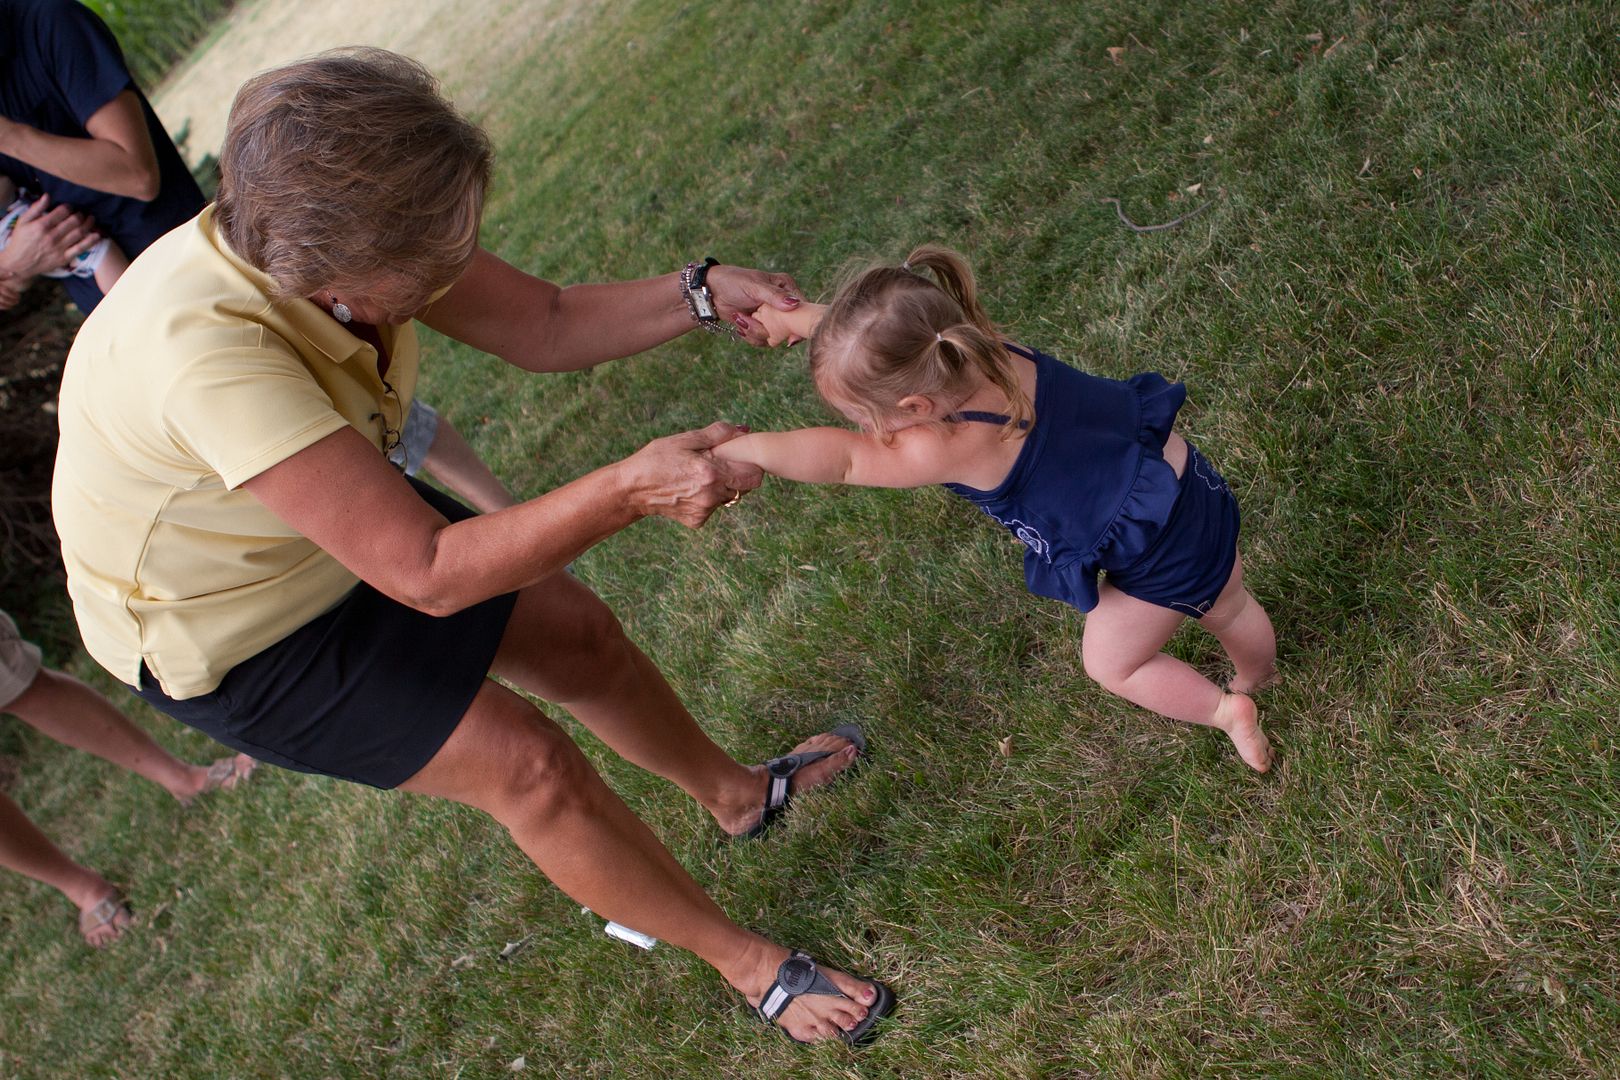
[693,287,717,321]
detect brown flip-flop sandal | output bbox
[183,754,258,807]
[78,895,133,947]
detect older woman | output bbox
[52,49,892,1045]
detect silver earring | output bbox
[330,294,352,324]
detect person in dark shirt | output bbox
[0,0,517,506]
[0,0,203,312]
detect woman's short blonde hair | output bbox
[215,47,493,305]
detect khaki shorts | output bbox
[0,609,44,710]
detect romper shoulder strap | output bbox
[949,409,1030,429]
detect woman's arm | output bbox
[242,421,762,616]
[0,91,161,201]
[711,425,959,489]
[420,248,803,368]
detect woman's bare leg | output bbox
[4,669,247,803]
[399,680,880,1042]
[488,576,858,835]
[1081,581,1270,771]
[0,791,130,945]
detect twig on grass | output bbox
[1098,195,1218,232]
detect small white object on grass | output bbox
[604,921,658,950]
[583,907,658,949]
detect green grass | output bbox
[5,0,1620,1075]
[81,0,237,88]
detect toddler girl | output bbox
[0,178,126,295]
[711,246,1277,771]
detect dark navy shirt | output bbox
[0,0,204,312]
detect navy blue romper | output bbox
[944,344,1241,618]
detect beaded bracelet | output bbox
[680,257,738,337]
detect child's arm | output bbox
[753,301,826,346]
[92,238,128,296]
[712,424,960,488]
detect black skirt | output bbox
[133,478,519,789]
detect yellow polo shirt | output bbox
[53,207,419,699]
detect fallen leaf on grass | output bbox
[998,735,1013,757]
[1185,182,1203,196]
[509,1056,527,1072]
[498,937,530,960]
[451,954,475,969]
[1106,46,1126,65]
[1304,31,1324,43]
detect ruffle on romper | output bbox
[1023,372,1187,612]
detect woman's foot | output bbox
[1213,692,1271,772]
[731,940,888,1043]
[175,753,257,806]
[716,729,861,838]
[69,880,133,947]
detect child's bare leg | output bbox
[90,240,128,296]
[419,413,518,514]
[1197,554,1278,694]
[1081,582,1271,771]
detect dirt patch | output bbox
[0,289,79,592]
[0,286,77,608]
[154,0,606,159]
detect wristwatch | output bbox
[681,257,733,336]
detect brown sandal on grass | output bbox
[182,753,258,807]
[78,895,133,947]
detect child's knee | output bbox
[1081,645,1135,694]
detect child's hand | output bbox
[751,301,822,347]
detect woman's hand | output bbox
[705,264,802,346]
[0,193,100,282]
[618,421,765,528]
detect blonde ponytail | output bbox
[901,245,998,339]
[810,244,1033,439]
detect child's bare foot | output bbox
[717,727,862,838]
[1229,667,1281,695]
[1213,692,1271,772]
